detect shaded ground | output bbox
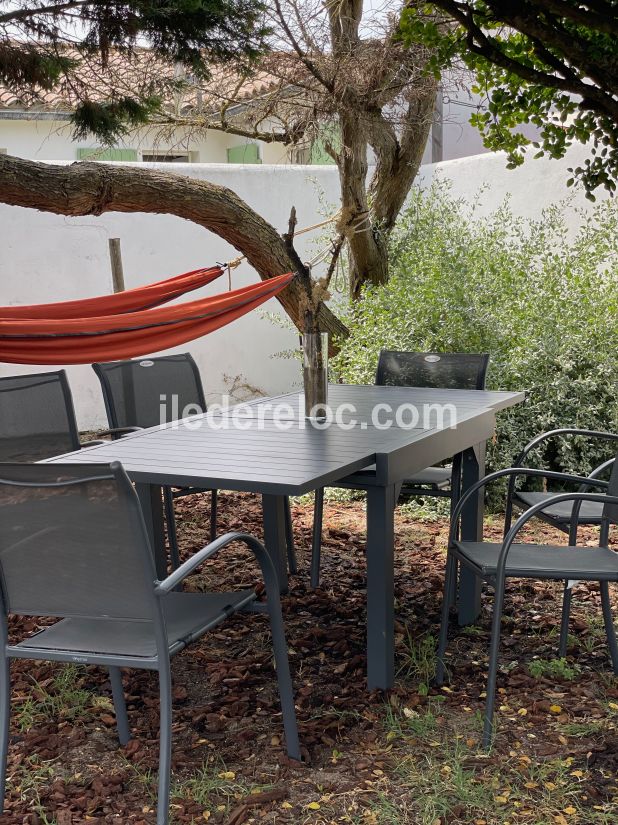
[2,492,617,825]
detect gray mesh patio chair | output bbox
[92,354,214,570]
[504,429,618,656]
[0,369,102,462]
[310,351,490,588]
[436,457,618,747]
[0,462,300,825]
[93,354,297,574]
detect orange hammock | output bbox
[0,265,224,320]
[0,272,294,365]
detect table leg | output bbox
[262,494,289,595]
[458,442,486,625]
[136,483,167,579]
[366,484,396,690]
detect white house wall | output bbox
[0,117,291,164]
[0,143,601,429]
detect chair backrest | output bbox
[0,463,158,621]
[0,370,80,462]
[603,455,618,527]
[375,351,490,390]
[92,353,206,430]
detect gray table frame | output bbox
[47,384,524,690]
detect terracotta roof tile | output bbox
[0,47,284,114]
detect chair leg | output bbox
[558,582,573,657]
[0,655,10,813]
[163,487,181,571]
[284,497,298,575]
[108,667,131,746]
[483,578,506,748]
[436,551,457,685]
[265,596,301,760]
[600,581,618,675]
[156,663,173,825]
[448,456,462,609]
[558,516,581,657]
[310,488,324,589]
[210,489,218,543]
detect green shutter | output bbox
[310,123,340,165]
[226,144,261,164]
[77,148,138,161]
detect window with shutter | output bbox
[226,144,261,164]
[77,148,138,161]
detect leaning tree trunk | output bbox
[340,76,439,301]
[337,111,390,300]
[0,154,348,340]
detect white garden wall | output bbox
[0,143,601,429]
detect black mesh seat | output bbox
[436,460,618,748]
[0,370,99,462]
[504,428,618,657]
[407,465,452,489]
[19,591,256,658]
[513,491,606,524]
[451,541,618,580]
[310,351,490,588]
[0,463,300,825]
[92,353,297,577]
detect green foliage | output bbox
[0,43,78,90]
[333,182,618,508]
[0,1,269,143]
[528,657,580,681]
[14,664,100,732]
[73,96,164,145]
[399,2,618,198]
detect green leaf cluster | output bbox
[333,181,618,508]
[399,3,618,197]
[0,1,269,144]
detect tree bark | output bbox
[323,1,438,301]
[343,78,438,300]
[0,154,348,340]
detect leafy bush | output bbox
[333,182,618,509]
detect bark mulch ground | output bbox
[2,492,617,825]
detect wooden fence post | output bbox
[108,238,125,293]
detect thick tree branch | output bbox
[490,0,618,39]
[488,3,618,91]
[156,113,297,145]
[430,0,618,121]
[0,154,348,340]
[370,78,438,232]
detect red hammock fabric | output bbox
[0,272,294,365]
[0,266,224,320]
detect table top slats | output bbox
[46,385,523,494]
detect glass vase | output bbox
[302,332,328,419]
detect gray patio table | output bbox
[46,383,523,690]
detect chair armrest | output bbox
[570,457,617,529]
[513,429,618,468]
[493,491,618,578]
[154,531,279,597]
[97,426,143,440]
[585,456,616,483]
[449,468,609,545]
[505,435,616,532]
